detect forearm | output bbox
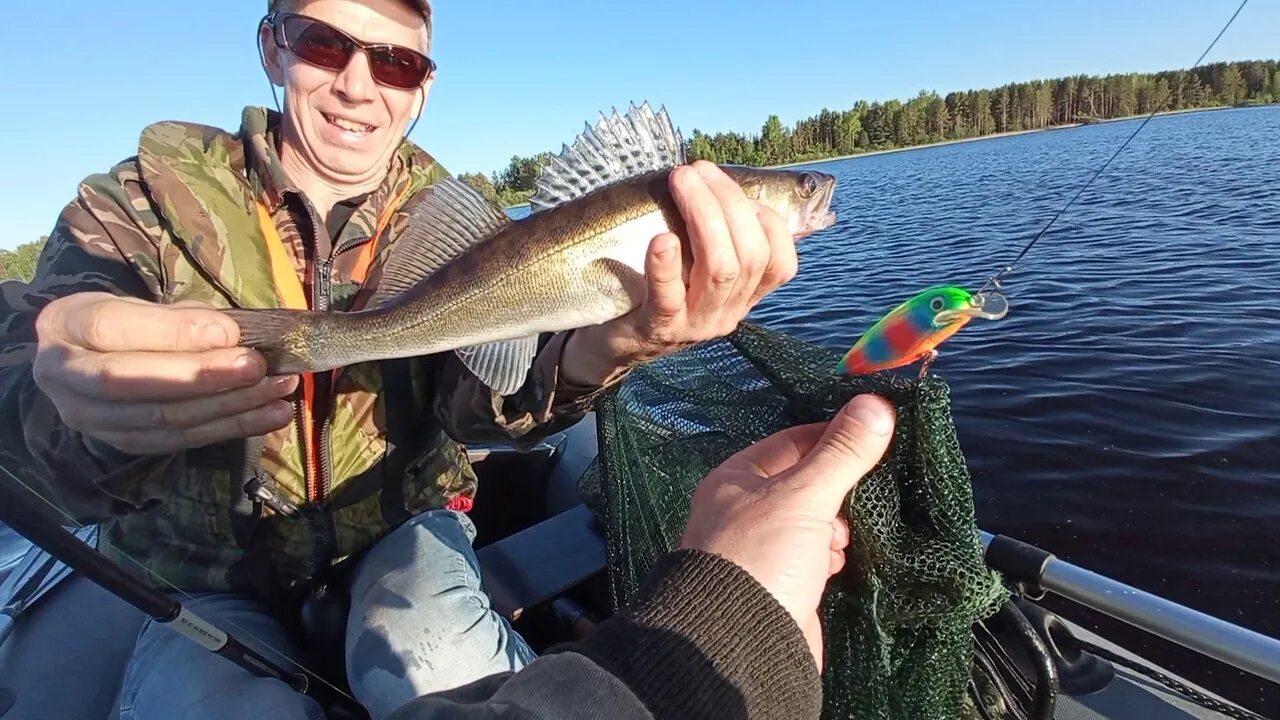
[0,164,178,522]
[387,549,821,720]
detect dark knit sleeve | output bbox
[560,548,823,719]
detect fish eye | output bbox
[930,296,945,312]
[799,173,819,197]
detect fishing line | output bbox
[975,0,1250,298]
[0,459,362,709]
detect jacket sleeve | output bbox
[385,549,823,720]
[429,329,631,449]
[0,161,183,524]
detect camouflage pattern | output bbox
[0,106,618,599]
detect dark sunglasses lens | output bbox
[368,47,432,89]
[282,17,353,71]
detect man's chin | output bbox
[312,149,393,181]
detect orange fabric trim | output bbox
[256,202,320,500]
[255,203,310,311]
[351,184,413,285]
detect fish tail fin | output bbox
[223,308,321,375]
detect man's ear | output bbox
[259,22,286,86]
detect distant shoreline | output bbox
[772,104,1270,168]
[500,103,1275,210]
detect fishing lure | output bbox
[838,285,1008,377]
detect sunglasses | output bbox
[267,12,436,90]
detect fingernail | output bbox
[848,395,893,436]
[204,323,229,347]
[234,353,261,377]
[272,375,297,390]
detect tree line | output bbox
[461,59,1278,198]
[5,60,1276,279]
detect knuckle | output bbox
[31,347,64,390]
[33,303,63,343]
[60,403,88,432]
[826,426,876,465]
[93,361,127,399]
[178,424,211,451]
[82,304,114,349]
[106,436,143,455]
[708,263,740,287]
[154,402,184,430]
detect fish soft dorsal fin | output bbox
[368,177,513,308]
[528,102,685,214]
[455,335,541,395]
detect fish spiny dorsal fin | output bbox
[368,177,512,309]
[529,101,686,214]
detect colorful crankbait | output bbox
[837,286,1008,376]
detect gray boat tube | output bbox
[980,531,1280,686]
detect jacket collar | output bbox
[136,106,446,309]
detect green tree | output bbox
[0,237,46,282]
[684,130,717,162]
[837,110,862,154]
[760,115,792,165]
[1216,64,1246,105]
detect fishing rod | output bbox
[0,467,372,720]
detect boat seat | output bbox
[470,414,609,620]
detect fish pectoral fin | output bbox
[368,177,513,309]
[529,102,685,214]
[455,335,542,396]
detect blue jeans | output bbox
[116,510,537,720]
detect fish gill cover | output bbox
[579,322,1011,719]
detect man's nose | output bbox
[332,49,377,103]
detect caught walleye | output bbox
[226,102,837,393]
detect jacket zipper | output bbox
[291,195,386,580]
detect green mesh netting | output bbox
[579,322,1010,719]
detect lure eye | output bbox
[930,296,946,312]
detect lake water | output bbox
[510,108,1280,708]
[751,106,1280,710]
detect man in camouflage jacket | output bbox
[0,0,800,717]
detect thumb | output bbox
[788,394,895,512]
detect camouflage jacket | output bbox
[0,106,618,600]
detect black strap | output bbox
[378,358,420,528]
[228,435,266,548]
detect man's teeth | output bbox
[325,114,373,133]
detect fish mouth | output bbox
[934,292,1009,325]
[796,210,837,237]
[796,174,838,237]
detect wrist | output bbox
[561,326,636,388]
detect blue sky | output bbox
[1,0,1274,250]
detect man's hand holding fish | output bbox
[559,160,799,386]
